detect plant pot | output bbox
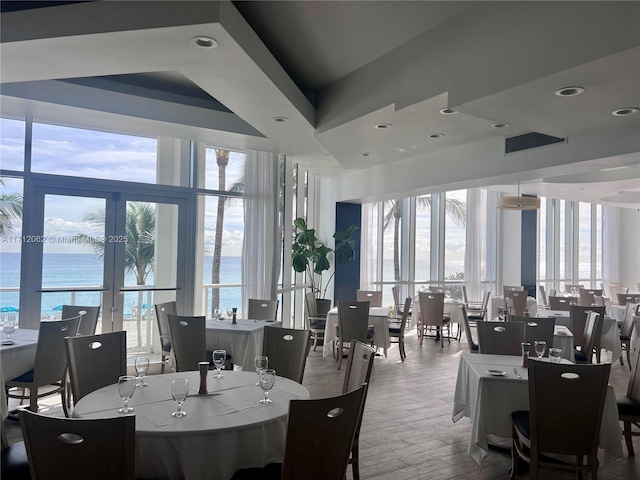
[315,299,332,318]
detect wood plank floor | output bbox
[5,328,640,479]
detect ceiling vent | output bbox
[505,132,565,154]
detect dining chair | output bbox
[167,314,207,372]
[511,316,556,357]
[548,296,572,311]
[574,311,603,364]
[6,316,82,414]
[617,316,640,455]
[619,302,637,368]
[388,297,412,361]
[154,300,176,373]
[502,285,524,298]
[564,283,584,293]
[610,284,629,303]
[504,290,528,317]
[19,409,135,480]
[356,290,382,307]
[579,288,603,306]
[65,331,127,412]
[570,305,605,350]
[247,298,279,321]
[510,360,611,480]
[619,293,640,305]
[61,305,100,336]
[336,301,371,370]
[417,292,450,347]
[261,325,311,384]
[459,305,478,353]
[342,340,375,480]
[305,291,326,351]
[476,321,524,356]
[1,431,30,480]
[466,290,490,325]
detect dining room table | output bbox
[323,306,390,357]
[205,319,281,369]
[452,352,623,465]
[73,370,309,480]
[1,328,39,422]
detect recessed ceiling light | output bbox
[429,133,444,139]
[273,117,288,123]
[491,123,509,129]
[191,36,218,49]
[375,123,392,129]
[554,86,585,97]
[439,108,458,115]
[612,107,639,117]
[361,152,373,157]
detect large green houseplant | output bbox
[292,218,358,313]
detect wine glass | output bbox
[226,307,233,320]
[3,319,16,343]
[534,340,547,359]
[212,349,226,378]
[214,308,221,325]
[171,378,189,418]
[117,375,136,413]
[135,357,149,387]
[254,355,268,386]
[259,368,276,404]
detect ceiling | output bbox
[1,1,639,207]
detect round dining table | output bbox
[73,370,309,480]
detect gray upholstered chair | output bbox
[247,299,279,321]
[336,301,371,370]
[417,292,450,347]
[154,301,176,373]
[61,305,100,336]
[261,325,311,384]
[477,321,524,356]
[388,297,412,361]
[356,290,382,307]
[167,314,207,372]
[617,316,640,455]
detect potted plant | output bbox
[292,217,358,316]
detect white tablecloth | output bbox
[452,353,622,465]
[323,306,390,357]
[74,371,309,480]
[490,296,538,320]
[206,319,281,368]
[550,315,622,363]
[1,328,38,421]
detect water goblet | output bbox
[534,340,547,359]
[549,347,562,363]
[135,357,149,387]
[3,319,16,343]
[212,349,226,378]
[214,308,222,325]
[117,375,136,413]
[171,378,189,418]
[259,369,275,404]
[226,308,233,320]
[254,355,268,386]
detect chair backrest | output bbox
[356,290,382,307]
[502,285,524,298]
[281,386,367,480]
[581,311,603,364]
[459,305,476,351]
[337,301,370,344]
[476,321,524,355]
[428,286,447,293]
[621,302,637,338]
[395,297,412,333]
[480,290,491,314]
[154,301,176,351]
[342,340,375,394]
[611,284,629,302]
[262,326,311,384]
[19,409,135,480]
[511,316,556,356]
[565,284,583,293]
[548,296,572,311]
[392,286,401,309]
[167,314,206,372]
[628,317,640,402]
[461,285,469,306]
[579,288,603,306]
[61,305,100,336]
[418,292,445,327]
[33,317,82,385]
[247,298,279,320]
[570,305,605,348]
[618,293,640,305]
[65,332,127,405]
[528,360,610,457]
[305,291,319,318]
[538,285,548,307]
[504,290,527,316]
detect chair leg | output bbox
[624,421,635,456]
[627,348,631,370]
[509,438,519,480]
[399,339,406,361]
[351,444,360,480]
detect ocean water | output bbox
[0,252,242,316]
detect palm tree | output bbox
[79,202,156,345]
[0,179,23,239]
[382,195,466,281]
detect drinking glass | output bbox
[259,369,276,404]
[214,308,222,325]
[135,357,149,387]
[3,319,16,343]
[254,355,268,386]
[171,378,189,417]
[212,349,226,378]
[117,375,136,413]
[226,308,233,320]
[549,347,562,363]
[534,340,547,359]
